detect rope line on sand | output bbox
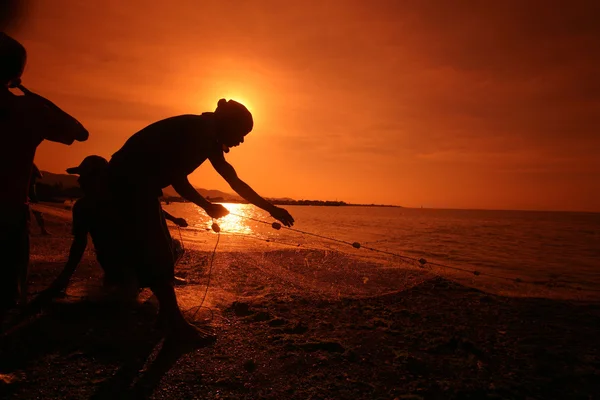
[180,221,221,322]
[225,212,600,294]
[193,226,219,316]
[224,231,332,253]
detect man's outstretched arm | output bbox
[209,154,294,226]
[17,84,89,144]
[31,233,87,306]
[171,176,229,219]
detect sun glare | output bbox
[210,81,259,114]
[195,91,259,123]
[225,95,254,113]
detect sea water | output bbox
[163,203,600,296]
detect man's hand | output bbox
[270,206,294,227]
[173,217,188,227]
[205,203,230,219]
[16,83,32,95]
[8,78,21,89]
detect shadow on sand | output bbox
[2,277,600,399]
[0,296,209,399]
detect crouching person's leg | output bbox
[99,255,140,306]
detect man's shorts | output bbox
[110,182,175,287]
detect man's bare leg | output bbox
[150,282,215,344]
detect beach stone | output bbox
[409,312,421,320]
[344,350,359,362]
[214,377,233,386]
[268,318,287,327]
[406,357,430,376]
[398,309,412,317]
[268,334,283,343]
[479,295,493,303]
[298,340,345,353]
[385,329,403,336]
[243,359,256,373]
[461,339,485,359]
[250,311,272,322]
[370,317,391,328]
[318,321,334,330]
[283,322,308,334]
[230,301,253,317]
[357,324,375,330]
[284,385,295,394]
[430,337,460,354]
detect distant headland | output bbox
[35,171,400,208]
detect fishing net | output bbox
[25,202,600,328]
[166,205,600,324]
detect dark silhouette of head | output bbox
[214,98,253,153]
[0,32,26,87]
[67,155,109,196]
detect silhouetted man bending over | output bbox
[0,32,89,326]
[108,98,294,343]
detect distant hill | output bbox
[36,171,398,207]
[35,171,82,200]
[38,172,244,202]
[38,171,79,188]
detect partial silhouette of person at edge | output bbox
[32,155,190,307]
[29,163,50,236]
[104,98,294,345]
[0,32,89,327]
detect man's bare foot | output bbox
[169,322,216,348]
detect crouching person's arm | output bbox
[26,233,87,312]
[162,209,188,227]
[31,202,90,307]
[49,233,88,295]
[32,234,87,308]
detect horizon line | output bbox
[40,169,599,215]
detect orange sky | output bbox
[6,1,600,211]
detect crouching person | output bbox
[35,156,194,334]
[38,156,138,302]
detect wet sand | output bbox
[1,205,599,399]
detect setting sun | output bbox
[7,0,600,213]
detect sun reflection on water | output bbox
[199,203,255,235]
